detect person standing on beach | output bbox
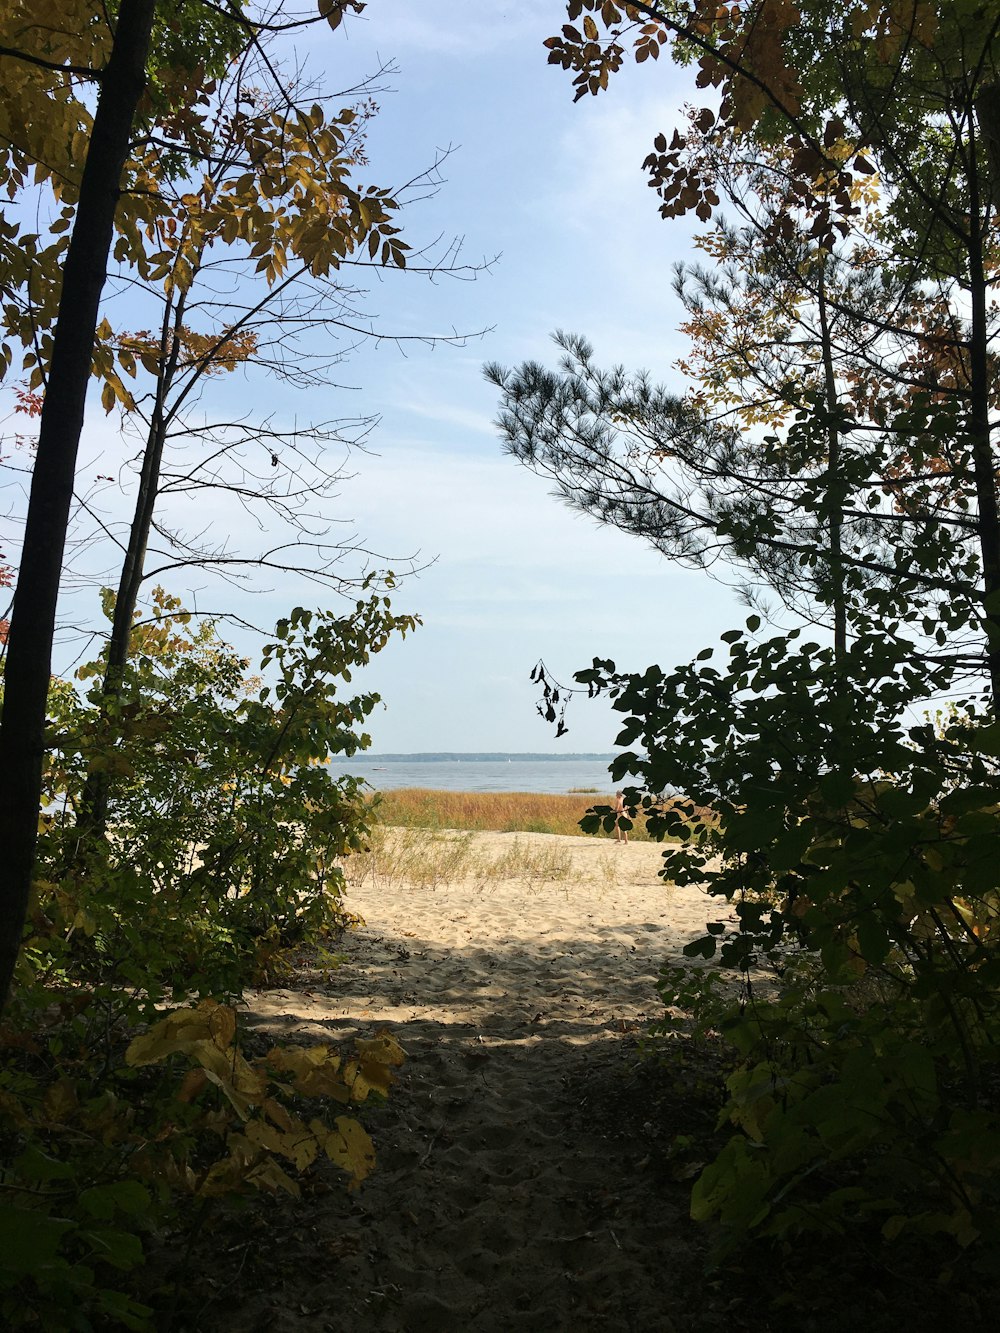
[613,791,629,845]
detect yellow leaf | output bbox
[263,1043,349,1099]
[323,1115,376,1189]
[0,1088,30,1129]
[342,1042,403,1101]
[244,1116,318,1170]
[245,1157,301,1196]
[197,1043,267,1119]
[262,1096,296,1132]
[177,1068,209,1103]
[71,908,97,937]
[265,1043,332,1074]
[206,1002,237,1050]
[355,1032,405,1068]
[43,1078,79,1124]
[198,1152,248,1197]
[125,1000,237,1067]
[160,1156,199,1194]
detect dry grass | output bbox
[344,825,578,894]
[341,788,680,895]
[371,787,658,840]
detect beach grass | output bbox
[344,824,584,893]
[369,786,656,839]
[342,788,675,893]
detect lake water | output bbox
[337,755,625,795]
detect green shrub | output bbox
[580,622,1000,1275]
[1,588,416,1327]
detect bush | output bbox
[580,622,1000,1281]
[0,588,416,1327]
[34,589,417,998]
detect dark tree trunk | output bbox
[79,286,187,839]
[0,0,156,1016]
[816,265,847,667]
[966,118,1000,708]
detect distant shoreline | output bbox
[351,752,618,763]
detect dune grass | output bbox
[370,787,658,840]
[341,788,675,894]
[343,824,586,894]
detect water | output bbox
[336,754,624,795]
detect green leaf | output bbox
[15,1144,75,1182]
[78,1180,151,1221]
[855,914,891,966]
[80,1226,144,1272]
[0,1204,75,1274]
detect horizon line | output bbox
[351,751,622,760]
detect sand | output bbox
[183,830,739,1333]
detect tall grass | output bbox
[371,787,658,840]
[344,825,581,894]
[341,788,675,894]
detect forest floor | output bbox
[149,830,985,1332]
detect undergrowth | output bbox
[0,595,413,1330]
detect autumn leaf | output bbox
[315,1114,376,1189]
[125,999,236,1066]
[244,1116,319,1171]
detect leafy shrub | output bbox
[580,621,1000,1278]
[32,589,417,999]
[0,998,404,1330]
[1,588,416,1327]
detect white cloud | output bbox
[389,393,495,437]
[351,0,543,59]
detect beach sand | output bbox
[182,830,740,1332]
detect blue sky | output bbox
[301,1,747,751]
[10,1,750,752]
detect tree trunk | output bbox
[0,0,156,1016]
[816,265,848,667]
[79,285,187,839]
[966,118,1000,708]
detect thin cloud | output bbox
[353,0,542,59]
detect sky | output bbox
[5,1,751,753]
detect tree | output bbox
[68,49,481,839]
[543,0,1000,696]
[494,0,1000,1274]
[0,0,160,1018]
[0,0,413,1015]
[489,173,991,686]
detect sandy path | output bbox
[199,832,737,1333]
